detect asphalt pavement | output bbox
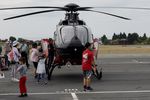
[1,55,150,100]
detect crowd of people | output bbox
[0,38,99,97]
[0,38,55,97]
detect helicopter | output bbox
[0,3,150,80]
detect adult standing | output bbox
[47,38,55,69]
[11,41,21,82]
[0,45,2,69]
[0,45,2,55]
[20,41,29,68]
[82,42,96,91]
[30,42,39,78]
[4,41,11,68]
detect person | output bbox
[0,45,2,69]
[17,57,28,97]
[20,41,29,69]
[93,38,99,60]
[4,41,11,68]
[0,55,5,78]
[9,41,21,82]
[36,53,47,84]
[30,42,39,78]
[0,43,4,71]
[82,42,96,91]
[0,45,2,55]
[47,42,55,69]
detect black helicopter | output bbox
[0,3,150,80]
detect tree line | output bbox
[101,32,150,45]
[1,33,150,45]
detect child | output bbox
[36,53,47,84]
[17,57,28,97]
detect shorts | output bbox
[83,70,92,79]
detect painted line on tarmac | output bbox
[0,92,68,96]
[77,90,150,94]
[102,62,150,64]
[71,93,79,100]
[1,90,150,96]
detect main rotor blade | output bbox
[93,7,150,10]
[76,7,93,10]
[4,9,63,20]
[1,6,150,11]
[0,6,67,10]
[82,10,131,20]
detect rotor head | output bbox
[64,3,80,12]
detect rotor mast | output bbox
[65,12,79,22]
[64,3,81,25]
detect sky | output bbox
[0,0,150,40]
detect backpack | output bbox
[7,50,15,64]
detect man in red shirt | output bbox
[82,42,96,91]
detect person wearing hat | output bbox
[82,42,96,91]
[20,40,29,69]
[11,41,21,82]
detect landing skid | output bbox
[47,64,58,80]
[47,64,102,80]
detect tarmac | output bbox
[1,54,150,100]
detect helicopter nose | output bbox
[69,36,83,47]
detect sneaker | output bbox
[83,85,87,91]
[13,78,19,82]
[44,82,48,85]
[0,73,5,79]
[18,94,24,97]
[24,93,28,97]
[34,75,37,79]
[11,78,15,81]
[86,86,93,91]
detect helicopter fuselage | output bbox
[53,12,93,65]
